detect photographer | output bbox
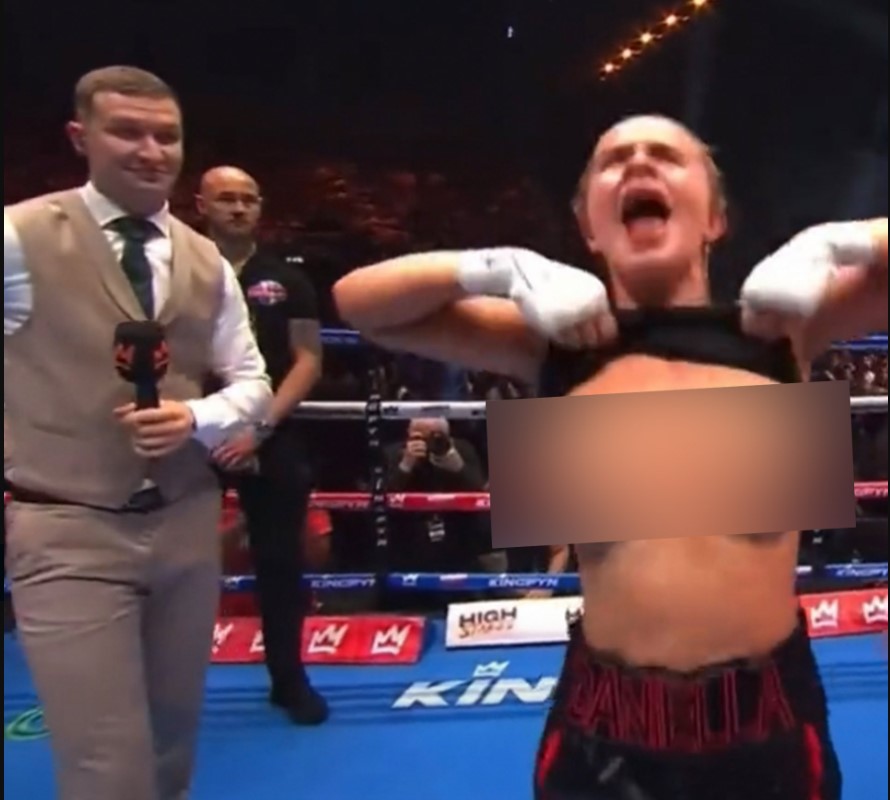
[383,418,488,584]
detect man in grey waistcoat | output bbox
[4,65,272,800]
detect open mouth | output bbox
[620,190,672,226]
[620,189,672,245]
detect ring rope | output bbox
[299,482,888,511]
[293,395,889,420]
[319,327,888,350]
[6,562,886,597]
[219,561,888,593]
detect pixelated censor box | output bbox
[486,381,855,548]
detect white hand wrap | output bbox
[741,222,877,318]
[456,248,610,338]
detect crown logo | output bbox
[808,599,840,629]
[862,595,888,625]
[473,661,509,679]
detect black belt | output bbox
[9,486,166,514]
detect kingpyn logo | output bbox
[311,576,376,590]
[391,661,556,710]
[487,575,560,590]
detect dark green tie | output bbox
[108,216,158,318]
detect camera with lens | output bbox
[428,432,452,458]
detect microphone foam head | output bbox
[113,321,168,382]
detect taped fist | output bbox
[457,247,617,349]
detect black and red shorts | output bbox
[534,613,841,800]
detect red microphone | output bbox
[113,322,169,409]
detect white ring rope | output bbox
[295,395,888,420]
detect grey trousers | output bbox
[5,489,221,800]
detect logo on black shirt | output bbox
[246,280,287,306]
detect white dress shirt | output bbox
[4,183,272,450]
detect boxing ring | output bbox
[4,331,888,800]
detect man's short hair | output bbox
[74,66,178,120]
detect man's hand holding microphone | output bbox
[112,321,195,458]
[116,403,194,458]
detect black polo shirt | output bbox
[239,251,319,390]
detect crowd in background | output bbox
[814,350,889,396]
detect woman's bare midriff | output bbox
[569,355,804,672]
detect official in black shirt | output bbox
[197,166,327,725]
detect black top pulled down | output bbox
[537,305,801,398]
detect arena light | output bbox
[599,0,715,81]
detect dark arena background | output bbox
[4,1,888,798]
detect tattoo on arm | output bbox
[288,319,322,358]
